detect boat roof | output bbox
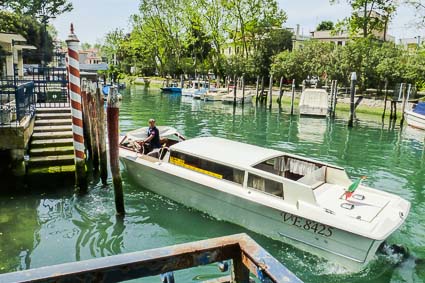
[170,137,282,168]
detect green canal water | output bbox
[1,87,425,282]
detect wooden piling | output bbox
[382,79,388,120]
[226,76,230,94]
[66,24,87,193]
[255,76,259,103]
[329,80,334,115]
[348,72,357,127]
[259,76,265,104]
[233,75,237,106]
[96,84,108,185]
[278,76,283,106]
[332,80,338,118]
[81,79,92,158]
[400,83,407,126]
[268,75,273,109]
[107,86,125,215]
[290,79,295,115]
[241,76,245,106]
[88,83,99,171]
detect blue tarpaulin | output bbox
[413,102,425,115]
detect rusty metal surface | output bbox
[0,233,302,283]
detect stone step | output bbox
[32,131,73,140]
[28,164,75,175]
[36,108,71,114]
[35,119,72,126]
[36,113,72,120]
[33,125,73,133]
[31,138,74,148]
[30,146,75,157]
[28,154,75,167]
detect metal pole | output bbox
[348,72,357,127]
[290,79,295,115]
[66,23,87,193]
[107,86,125,216]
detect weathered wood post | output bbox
[382,79,388,120]
[107,86,125,215]
[226,76,230,94]
[180,74,184,89]
[332,80,338,118]
[89,82,99,171]
[66,23,87,193]
[216,74,220,88]
[268,74,273,109]
[329,80,334,115]
[259,76,265,104]
[348,72,357,127]
[96,84,108,185]
[81,79,92,158]
[290,79,295,115]
[278,76,283,106]
[255,76,259,103]
[400,83,408,126]
[233,75,237,106]
[241,75,245,106]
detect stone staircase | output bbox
[28,108,75,175]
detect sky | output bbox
[52,0,423,45]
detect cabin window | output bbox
[170,151,244,185]
[247,174,283,198]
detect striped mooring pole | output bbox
[66,23,87,193]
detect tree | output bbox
[405,0,425,28]
[1,0,72,18]
[81,42,92,50]
[316,20,334,31]
[331,0,397,40]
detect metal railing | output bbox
[0,233,303,283]
[0,79,35,127]
[31,67,69,108]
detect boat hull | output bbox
[120,154,382,268]
[405,110,425,130]
[160,87,182,93]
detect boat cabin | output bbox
[189,81,209,89]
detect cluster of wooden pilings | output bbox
[66,24,125,216]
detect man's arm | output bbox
[143,133,155,143]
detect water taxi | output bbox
[119,127,410,268]
[405,102,425,130]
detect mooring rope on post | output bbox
[66,23,87,193]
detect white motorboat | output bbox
[204,88,229,101]
[221,90,254,104]
[181,80,209,98]
[299,88,328,116]
[405,102,425,130]
[119,128,410,268]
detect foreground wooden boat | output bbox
[119,127,410,268]
[405,102,425,130]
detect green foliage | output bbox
[331,0,397,39]
[2,0,73,18]
[0,10,54,64]
[272,38,425,90]
[316,20,334,31]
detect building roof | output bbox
[0,33,26,44]
[79,63,108,72]
[170,137,282,168]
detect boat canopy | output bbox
[127,126,184,141]
[170,137,283,168]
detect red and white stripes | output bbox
[66,24,85,161]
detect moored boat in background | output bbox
[405,102,425,130]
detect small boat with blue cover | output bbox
[160,82,182,93]
[405,102,425,130]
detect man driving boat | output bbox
[139,118,161,151]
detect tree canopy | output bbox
[316,20,334,31]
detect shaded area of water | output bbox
[1,87,425,282]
